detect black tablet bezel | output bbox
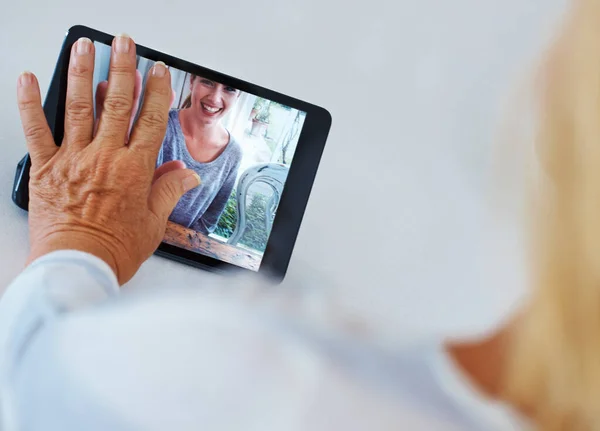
[12,25,331,283]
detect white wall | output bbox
[0,0,568,342]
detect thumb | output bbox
[149,169,201,221]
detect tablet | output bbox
[12,25,331,283]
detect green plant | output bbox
[254,111,270,123]
[214,190,271,253]
[239,194,269,251]
[252,98,266,111]
[213,191,238,239]
[253,100,271,124]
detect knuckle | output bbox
[110,63,133,75]
[18,98,39,112]
[29,163,52,183]
[136,109,167,131]
[162,179,183,200]
[23,122,49,141]
[66,99,94,123]
[103,94,133,119]
[69,62,92,78]
[147,83,170,98]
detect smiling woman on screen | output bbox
[157,75,243,235]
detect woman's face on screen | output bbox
[189,76,240,124]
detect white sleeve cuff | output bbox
[26,250,119,296]
[0,250,120,377]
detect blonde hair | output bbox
[503,1,600,429]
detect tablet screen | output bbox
[92,42,307,271]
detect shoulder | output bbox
[226,134,243,164]
[167,109,180,125]
[164,110,181,135]
[162,110,182,148]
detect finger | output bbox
[153,160,186,183]
[64,37,95,149]
[93,81,108,137]
[170,89,176,108]
[149,169,201,223]
[16,72,57,166]
[129,61,171,163]
[125,70,143,143]
[95,34,137,146]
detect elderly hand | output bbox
[16,34,201,284]
[94,70,177,142]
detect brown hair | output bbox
[180,74,196,109]
[503,1,600,429]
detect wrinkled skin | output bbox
[17,35,200,284]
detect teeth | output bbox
[202,103,221,113]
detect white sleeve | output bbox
[0,251,118,429]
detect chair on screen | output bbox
[227,163,289,247]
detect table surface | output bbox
[0,0,567,341]
[163,222,261,272]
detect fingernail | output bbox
[182,173,201,191]
[76,37,92,55]
[114,33,131,54]
[152,61,166,77]
[18,71,33,88]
